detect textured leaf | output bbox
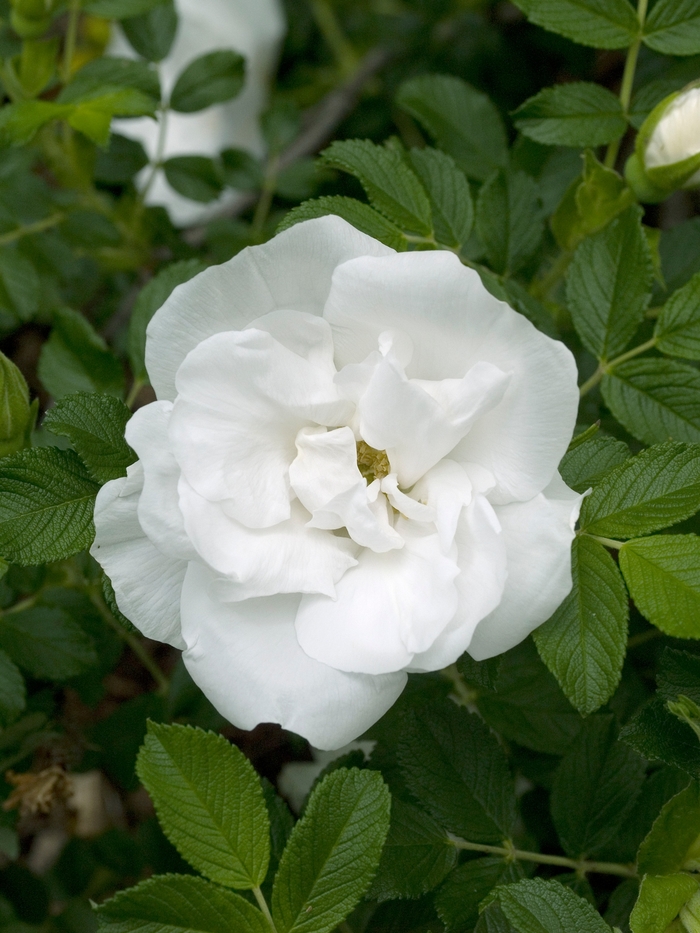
[559,433,630,492]
[0,649,25,724]
[579,443,700,537]
[277,196,406,252]
[476,169,543,275]
[629,873,699,933]
[513,83,626,147]
[436,859,523,933]
[368,799,456,901]
[622,696,700,778]
[398,701,516,842]
[409,147,474,249]
[38,308,124,399]
[321,140,432,236]
[43,393,136,484]
[534,536,628,715]
[121,1,177,62]
[637,780,700,875]
[567,208,652,362]
[493,878,612,933]
[136,722,270,889]
[170,50,245,113]
[658,649,700,708]
[643,0,700,56]
[655,272,700,360]
[127,259,206,383]
[58,57,160,104]
[271,768,390,933]
[620,535,700,638]
[511,0,639,49]
[95,873,269,933]
[0,606,97,679]
[551,716,645,858]
[0,447,99,564]
[602,359,700,445]
[396,74,507,181]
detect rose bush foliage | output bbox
[92,216,581,748]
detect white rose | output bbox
[109,0,285,226]
[91,216,582,750]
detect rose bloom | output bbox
[110,0,285,226]
[92,217,582,749]
[644,85,700,187]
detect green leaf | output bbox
[479,271,558,339]
[643,0,700,56]
[170,50,245,113]
[271,768,390,933]
[84,0,168,18]
[0,649,25,725]
[221,148,263,190]
[658,218,700,296]
[458,653,502,692]
[0,606,97,679]
[136,722,270,889]
[95,132,149,184]
[42,392,136,484]
[655,272,700,360]
[38,307,124,399]
[510,0,640,49]
[436,859,523,933]
[58,56,160,104]
[0,447,99,564]
[477,639,582,755]
[0,249,40,322]
[533,536,628,715]
[163,156,223,203]
[630,874,699,933]
[121,1,177,62]
[368,799,456,902]
[277,196,406,251]
[637,780,700,875]
[321,140,432,236]
[658,649,700,708]
[398,701,516,842]
[476,169,543,275]
[396,74,507,182]
[551,716,645,858]
[559,432,630,492]
[67,89,157,145]
[621,696,700,778]
[567,207,652,362]
[602,359,700,445]
[493,878,612,933]
[620,535,700,638]
[408,147,474,249]
[95,873,269,933]
[128,259,207,383]
[579,443,700,537]
[513,83,627,147]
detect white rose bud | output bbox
[625,83,700,203]
[91,217,582,750]
[110,0,285,226]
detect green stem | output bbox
[0,213,64,246]
[530,251,572,302]
[604,0,649,169]
[125,377,144,410]
[253,887,279,933]
[628,627,663,649]
[139,101,169,207]
[450,837,636,878]
[251,155,279,241]
[61,0,81,84]
[580,533,624,551]
[442,663,477,707]
[309,0,358,77]
[579,335,658,396]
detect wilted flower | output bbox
[92,217,582,749]
[110,0,285,226]
[625,84,700,202]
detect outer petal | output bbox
[179,479,357,600]
[146,216,394,400]
[170,327,353,528]
[295,526,460,675]
[180,562,406,749]
[324,251,578,503]
[467,473,584,660]
[91,464,187,649]
[125,400,195,561]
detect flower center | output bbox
[356,440,390,484]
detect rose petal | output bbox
[147,216,394,400]
[468,472,584,660]
[180,562,406,750]
[91,464,187,649]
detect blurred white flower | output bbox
[91,216,582,749]
[110,0,285,225]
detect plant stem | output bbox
[581,533,624,551]
[309,0,358,78]
[125,377,144,410]
[253,887,279,933]
[530,251,572,302]
[604,0,649,168]
[62,0,82,84]
[250,155,279,241]
[628,627,663,649]
[0,213,64,247]
[139,102,169,206]
[579,335,658,396]
[442,663,477,707]
[450,837,637,878]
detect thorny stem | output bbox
[61,0,82,84]
[449,837,637,878]
[0,213,64,246]
[578,336,658,396]
[253,887,279,933]
[604,0,649,168]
